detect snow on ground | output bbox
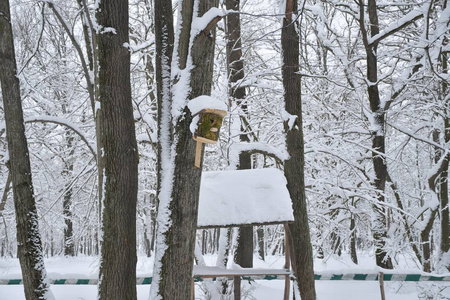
[1,253,450,299]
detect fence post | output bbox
[379,272,386,300]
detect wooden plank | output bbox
[193,266,290,277]
[194,274,288,280]
[197,220,294,229]
[193,136,217,145]
[194,141,202,169]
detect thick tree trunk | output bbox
[440,29,450,265]
[282,1,316,299]
[150,0,174,297]
[154,0,174,205]
[153,0,174,266]
[96,1,139,299]
[0,1,53,298]
[151,0,218,298]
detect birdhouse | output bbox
[193,108,227,168]
[193,108,227,144]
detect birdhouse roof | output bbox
[197,168,294,228]
[188,95,228,115]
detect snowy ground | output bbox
[1,254,450,299]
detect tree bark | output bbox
[439,12,450,265]
[154,0,174,205]
[0,1,53,298]
[96,0,139,299]
[282,1,316,299]
[151,0,218,298]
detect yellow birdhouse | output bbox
[193,108,227,168]
[193,108,227,144]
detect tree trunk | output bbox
[0,1,53,298]
[282,1,316,299]
[154,0,174,208]
[350,215,358,264]
[61,103,75,256]
[150,194,157,254]
[151,0,218,298]
[73,0,103,254]
[425,138,448,271]
[96,1,139,299]
[440,24,450,266]
[142,195,152,257]
[359,0,393,269]
[62,152,75,256]
[225,1,253,298]
[233,227,252,299]
[257,226,265,261]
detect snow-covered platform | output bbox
[197,168,294,228]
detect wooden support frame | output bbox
[379,272,386,300]
[194,141,203,169]
[192,223,293,298]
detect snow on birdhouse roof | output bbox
[188,95,227,115]
[197,168,294,228]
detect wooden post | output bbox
[283,224,297,272]
[284,224,291,300]
[194,141,202,169]
[234,276,241,300]
[379,272,386,300]
[191,278,195,300]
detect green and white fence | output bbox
[1,273,450,285]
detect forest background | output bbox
[1,0,450,299]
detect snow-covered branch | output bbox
[192,7,226,36]
[229,142,289,167]
[387,122,446,151]
[0,115,96,157]
[46,1,95,109]
[368,9,423,46]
